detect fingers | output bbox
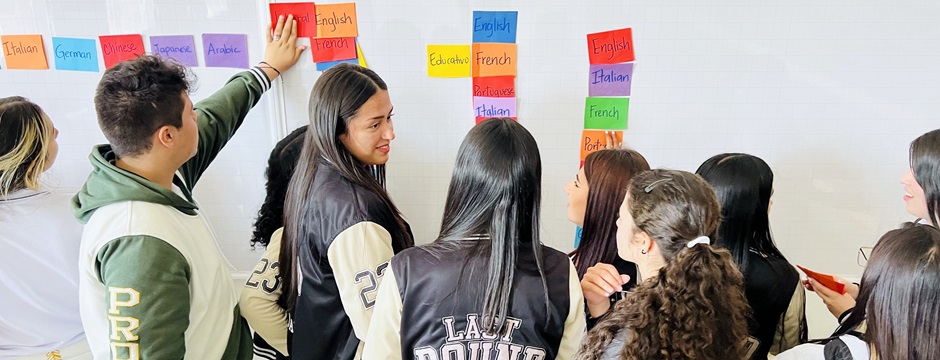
[584,263,626,293]
[266,23,273,44]
[288,17,299,43]
[273,15,286,40]
[802,279,815,292]
[809,278,839,299]
[605,131,614,149]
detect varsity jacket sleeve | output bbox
[239,228,289,356]
[178,67,272,188]
[770,279,808,355]
[96,236,191,359]
[326,221,396,342]
[361,266,403,360]
[557,261,588,359]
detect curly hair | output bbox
[249,125,308,249]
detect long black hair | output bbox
[249,125,307,249]
[696,153,788,275]
[425,117,548,334]
[280,64,413,312]
[910,129,940,227]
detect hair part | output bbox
[0,96,54,197]
[250,125,308,249]
[910,129,940,227]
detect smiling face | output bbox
[564,167,590,226]
[340,90,395,165]
[901,167,930,220]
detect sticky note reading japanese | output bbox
[427,44,471,78]
[473,76,515,97]
[313,37,356,62]
[52,37,98,72]
[150,35,197,66]
[472,11,518,43]
[587,28,634,65]
[316,3,358,38]
[471,43,516,77]
[473,96,516,118]
[584,97,629,130]
[589,63,632,97]
[580,130,623,160]
[270,2,317,38]
[202,34,249,69]
[99,34,144,69]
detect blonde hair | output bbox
[0,96,53,197]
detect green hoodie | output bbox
[71,67,272,360]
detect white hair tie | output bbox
[687,236,711,248]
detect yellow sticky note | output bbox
[427,44,471,78]
[357,41,368,68]
[2,35,49,70]
[471,43,516,77]
[316,3,358,38]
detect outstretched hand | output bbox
[262,15,307,78]
[581,263,630,318]
[604,131,622,149]
[804,277,857,319]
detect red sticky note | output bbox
[472,76,515,98]
[1,35,49,70]
[270,2,317,38]
[311,37,356,62]
[587,28,634,65]
[797,265,847,295]
[475,116,517,124]
[99,34,145,69]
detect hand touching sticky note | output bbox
[797,265,847,295]
[580,130,623,160]
[270,2,317,38]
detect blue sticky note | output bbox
[315,58,358,71]
[51,37,99,72]
[472,11,518,43]
[574,226,583,248]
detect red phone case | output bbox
[797,265,847,295]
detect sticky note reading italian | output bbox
[315,58,358,71]
[313,37,356,62]
[473,76,515,97]
[316,3,358,38]
[589,63,632,97]
[2,35,48,70]
[99,34,144,69]
[150,35,197,66]
[202,34,248,69]
[471,43,516,77]
[584,97,629,130]
[270,2,317,38]
[473,96,516,118]
[587,28,634,65]
[52,37,98,72]
[580,130,623,160]
[472,11,518,43]
[427,44,471,78]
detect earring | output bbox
[641,249,647,255]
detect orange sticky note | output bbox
[1,35,49,70]
[580,130,623,160]
[316,3,358,38]
[472,43,516,77]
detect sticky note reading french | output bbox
[584,97,629,130]
[472,43,516,77]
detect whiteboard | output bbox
[3,0,939,283]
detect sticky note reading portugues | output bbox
[316,3,358,39]
[472,43,516,77]
[202,34,248,69]
[99,34,144,69]
[473,96,516,118]
[1,35,48,70]
[584,97,629,130]
[427,44,471,78]
[313,37,356,62]
[472,11,518,43]
[270,2,317,38]
[473,76,515,97]
[315,58,358,71]
[589,63,632,97]
[587,28,634,65]
[150,35,197,66]
[580,130,623,160]
[52,37,98,72]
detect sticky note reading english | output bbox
[589,63,632,97]
[269,2,317,38]
[313,37,357,62]
[472,43,516,77]
[316,3,358,38]
[580,130,623,160]
[150,35,197,66]
[473,96,516,118]
[427,45,471,78]
[587,28,634,65]
[473,76,515,97]
[202,34,248,69]
[99,34,144,69]
[2,35,49,70]
[52,37,98,72]
[584,97,629,130]
[471,11,518,43]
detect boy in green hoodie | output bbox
[71,16,305,359]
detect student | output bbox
[777,223,940,360]
[240,125,307,360]
[578,169,751,360]
[0,97,90,359]
[70,16,305,359]
[564,148,650,323]
[281,63,414,359]
[362,117,586,359]
[696,153,806,358]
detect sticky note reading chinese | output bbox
[315,58,358,71]
[52,37,98,72]
[150,35,197,66]
[584,97,629,130]
[472,11,518,43]
[316,3,358,38]
[2,35,48,70]
[427,44,471,78]
[99,34,144,69]
[270,2,317,38]
[587,28,634,65]
[473,96,516,118]
[313,37,356,62]
[473,76,515,97]
[580,130,623,160]
[589,63,632,97]
[202,34,248,69]
[471,43,516,77]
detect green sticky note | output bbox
[584,97,629,130]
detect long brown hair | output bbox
[579,169,751,360]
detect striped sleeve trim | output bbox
[249,66,272,92]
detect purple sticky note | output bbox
[202,34,249,69]
[150,35,198,66]
[473,96,516,118]
[589,63,633,97]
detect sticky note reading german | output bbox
[2,35,48,70]
[584,97,629,130]
[427,45,471,78]
[52,37,98,72]
[472,43,516,77]
[587,28,634,65]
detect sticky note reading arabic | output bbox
[202,34,249,69]
[427,44,471,78]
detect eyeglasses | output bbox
[857,246,873,267]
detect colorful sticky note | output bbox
[99,34,144,69]
[312,37,356,63]
[150,35,197,66]
[587,28,635,65]
[472,11,518,43]
[315,58,358,72]
[316,3,358,39]
[589,63,632,97]
[356,41,368,68]
[2,35,49,70]
[475,116,517,124]
[270,2,317,38]
[580,130,623,160]
[426,44,471,78]
[202,34,249,69]
[473,96,516,118]
[471,43,516,77]
[584,97,629,130]
[51,37,98,72]
[473,76,515,97]
[797,265,847,294]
